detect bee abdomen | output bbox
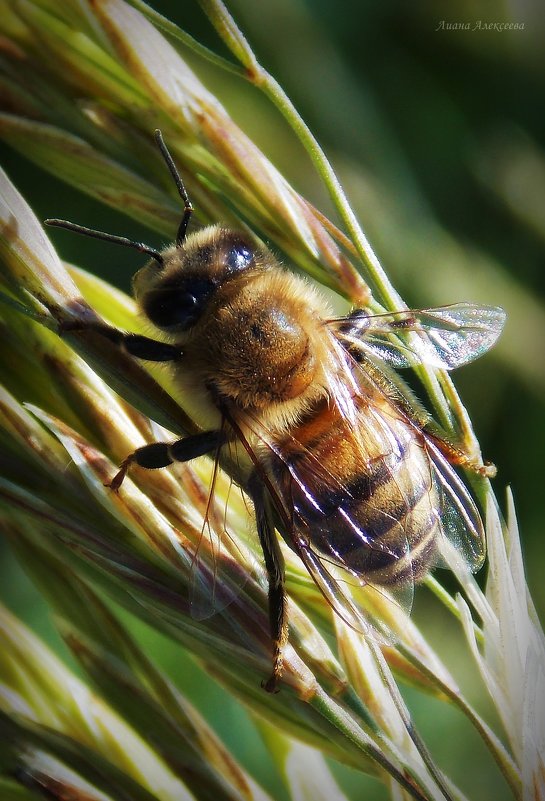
[291,435,439,588]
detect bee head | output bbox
[45,132,263,338]
[133,226,259,334]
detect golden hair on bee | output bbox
[133,222,335,427]
[46,129,506,693]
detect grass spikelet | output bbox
[0,2,543,800]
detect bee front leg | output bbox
[249,475,288,693]
[108,430,223,491]
[60,320,183,362]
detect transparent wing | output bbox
[186,443,265,620]
[330,303,506,370]
[424,439,486,572]
[291,520,415,644]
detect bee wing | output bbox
[187,446,264,620]
[293,536,390,638]
[331,303,506,370]
[292,525,414,643]
[424,438,486,571]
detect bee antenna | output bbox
[44,219,164,266]
[154,129,193,247]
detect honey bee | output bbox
[46,130,506,692]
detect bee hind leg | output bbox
[249,476,288,693]
[426,429,497,478]
[108,430,223,491]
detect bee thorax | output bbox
[207,304,317,408]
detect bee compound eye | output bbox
[144,278,215,330]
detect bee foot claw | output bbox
[261,676,280,694]
[481,461,497,479]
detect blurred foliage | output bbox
[1,0,544,799]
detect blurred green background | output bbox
[1,0,544,799]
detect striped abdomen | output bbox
[273,395,439,587]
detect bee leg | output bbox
[60,320,182,362]
[249,476,287,693]
[426,430,497,478]
[108,430,223,491]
